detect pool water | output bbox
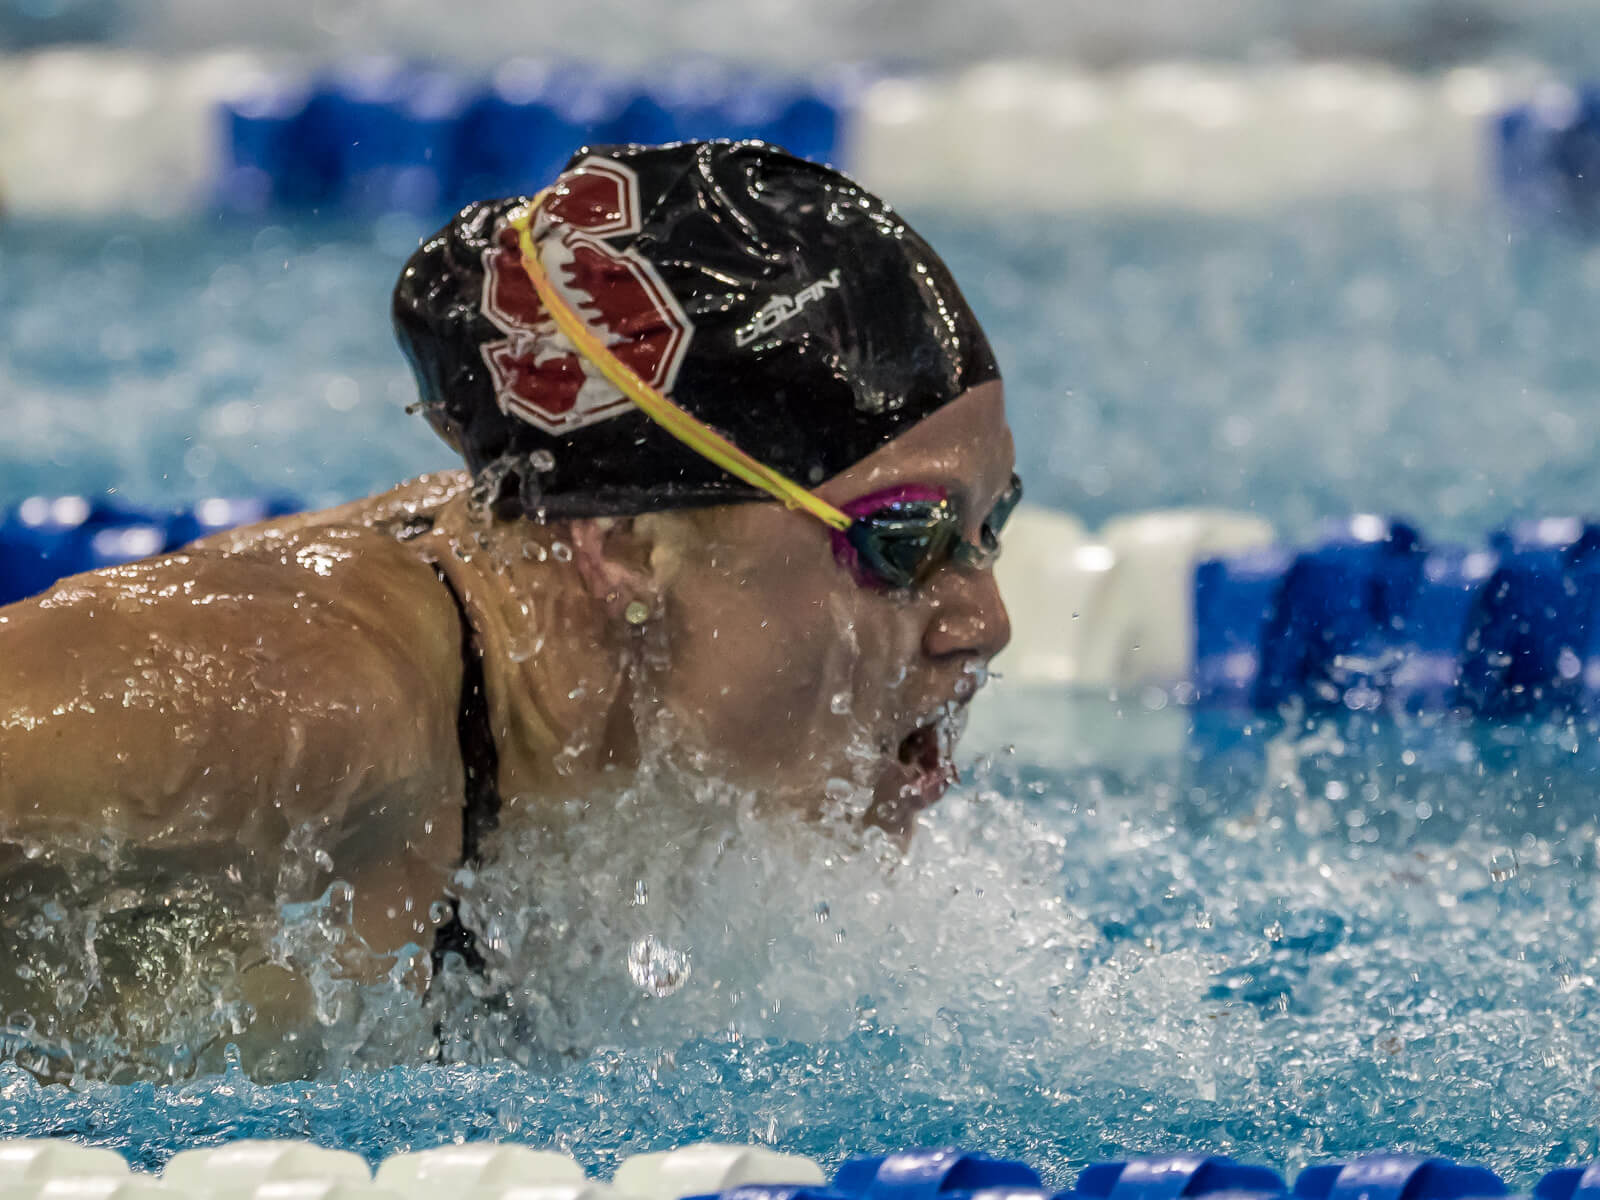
[5,200,1600,1175]
[5,199,1600,539]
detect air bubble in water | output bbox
[627,935,691,998]
[551,541,573,563]
[830,691,851,714]
[530,449,556,472]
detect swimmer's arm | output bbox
[0,531,467,878]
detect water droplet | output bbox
[824,778,855,804]
[551,541,573,563]
[814,902,830,923]
[508,634,545,663]
[632,880,648,907]
[830,691,851,715]
[627,935,692,998]
[530,449,556,472]
[1489,849,1519,883]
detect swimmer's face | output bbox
[639,381,1014,839]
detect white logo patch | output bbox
[735,269,843,348]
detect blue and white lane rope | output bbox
[1002,508,1600,716]
[0,50,1573,219]
[16,496,1600,716]
[0,1143,1584,1200]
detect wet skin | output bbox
[603,379,1015,835]
[0,381,1012,1065]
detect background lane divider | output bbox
[0,51,1583,219]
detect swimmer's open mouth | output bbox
[869,705,968,836]
[898,721,950,776]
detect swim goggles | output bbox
[508,196,1021,591]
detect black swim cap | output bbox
[393,140,999,519]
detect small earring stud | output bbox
[624,600,651,626]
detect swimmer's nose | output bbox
[922,567,1012,662]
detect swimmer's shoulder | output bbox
[0,472,481,744]
[189,470,474,556]
[0,477,475,844]
[164,471,477,650]
[97,472,474,659]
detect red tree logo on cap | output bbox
[479,158,694,435]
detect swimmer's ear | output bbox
[569,517,659,620]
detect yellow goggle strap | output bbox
[509,195,853,533]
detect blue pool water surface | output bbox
[5,200,1600,1175]
[5,199,1600,538]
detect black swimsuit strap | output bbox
[432,567,502,864]
[429,565,503,977]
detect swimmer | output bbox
[0,141,1016,1075]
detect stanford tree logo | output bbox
[479,158,694,436]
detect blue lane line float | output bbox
[0,495,300,607]
[1193,545,1296,706]
[1496,84,1600,230]
[0,496,162,606]
[1073,1156,1287,1200]
[1292,1157,1507,1200]
[1387,541,1500,712]
[1463,517,1600,715]
[1195,515,1600,715]
[1252,515,1424,711]
[691,1189,855,1200]
[1534,1163,1600,1200]
[163,496,302,549]
[1196,515,1428,710]
[217,58,851,218]
[832,1150,1042,1200]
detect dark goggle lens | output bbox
[842,476,1022,590]
[846,504,959,589]
[980,474,1024,553]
